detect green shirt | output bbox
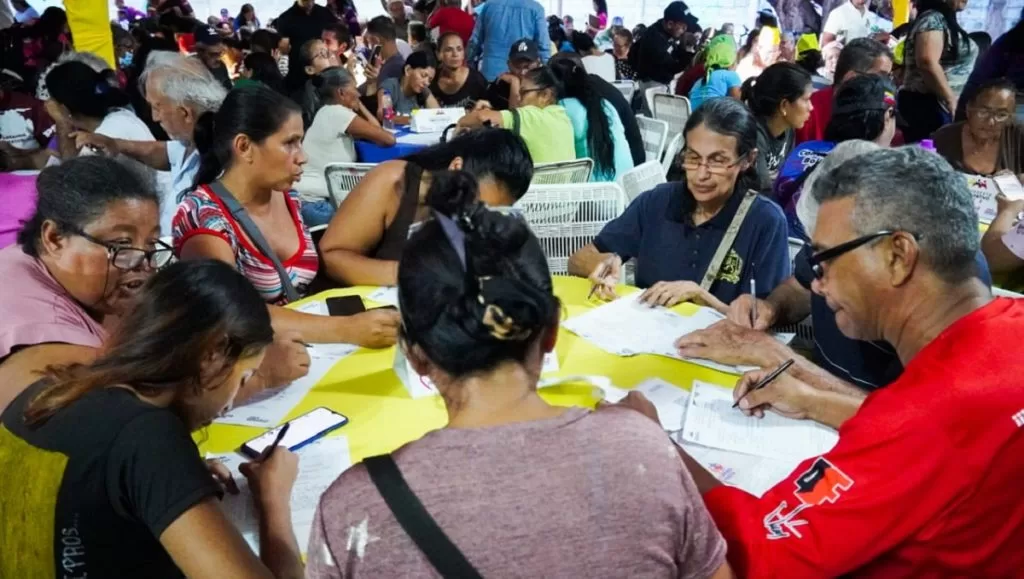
[501,105,576,164]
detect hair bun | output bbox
[425,170,480,222]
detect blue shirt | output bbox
[560,97,634,182]
[593,182,792,304]
[793,244,993,390]
[688,69,741,111]
[468,0,550,80]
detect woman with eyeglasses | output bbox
[0,259,306,578]
[569,98,791,311]
[457,66,576,164]
[933,78,1024,177]
[293,38,338,128]
[0,157,170,412]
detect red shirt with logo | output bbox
[703,297,1024,578]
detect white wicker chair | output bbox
[324,162,376,207]
[514,182,628,274]
[787,236,806,266]
[644,85,669,116]
[662,132,684,177]
[635,115,669,163]
[531,158,594,185]
[652,93,691,138]
[618,160,666,202]
[613,81,636,103]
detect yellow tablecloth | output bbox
[197,276,739,462]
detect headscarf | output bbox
[704,34,737,80]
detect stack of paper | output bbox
[562,294,793,374]
[208,436,352,552]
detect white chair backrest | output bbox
[993,287,1024,298]
[788,237,806,266]
[662,132,684,176]
[644,85,668,116]
[514,182,628,274]
[635,115,669,163]
[652,93,691,137]
[324,162,376,207]
[531,158,594,185]
[613,81,636,103]
[618,160,666,202]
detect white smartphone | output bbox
[240,407,349,458]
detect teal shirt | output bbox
[560,97,634,182]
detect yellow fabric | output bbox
[65,0,115,68]
[893,0,910,27]
[0,425,66,579]
[196,276,738,462]
[796,33,819,59]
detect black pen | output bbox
[587,260,612,300]
[733,358,795,409]
[259,422,290,462]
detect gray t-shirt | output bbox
[378,53,406,84]
[307,406,727,578]
[379,77,427,115]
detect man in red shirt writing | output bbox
[627,146,1024,577]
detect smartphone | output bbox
[326,295,366,317]
[369,44,382,64]
[240,407,349,458]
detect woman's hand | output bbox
[588,254,622,301]
[995,193,1024,220]
[205,458,240,495]
[240,447,299,513]
[638,280,727,312]
[348,308,401,348]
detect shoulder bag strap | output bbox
[511,107,521,136]
[364,455,483,579]
[207,181,301,303]
[700,189,758,291]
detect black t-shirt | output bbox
[209,62,233,91]
[0,383,219,578]
[755,120,794,194]
[430,68,489,108]
[276,2,339,85]
[588,73,646,167]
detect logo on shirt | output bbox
[763,457,854,540]
[717,249,742,284]
[1013,409,1024,427]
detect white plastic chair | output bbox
[635,115,669,163]
[514,182,628,274]
[994,287,1024,298]
[652,93,691,138]
[662,132,684,177]
[324,162,376,207]
[787,236,806,267]
[613,81,636,103]
[531,158,594,185]
[618,160,666,202]
[644,85,669,116]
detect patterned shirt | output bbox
[902,10,977,96]
[172,185,318,305]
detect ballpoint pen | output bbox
[258,422,291,462]
[587,260,612,300]
[733,358,795,409]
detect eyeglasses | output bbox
[807,230,907,279]
[679,150,744,175]
[518,87,544,99]
[69,227,175,271]
[969,107,1012,123]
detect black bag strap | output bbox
[207,181,301,303]
[364,455,483,579]
[510,108,521,136]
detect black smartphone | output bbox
[326,296,366,317]
[369,44,382,64]
[240,407,349,458]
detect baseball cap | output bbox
[508,38,540,62]
[193,25,224,46]
[833,74,898,117]
[664,1,699,30]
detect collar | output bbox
[664,181,748,230]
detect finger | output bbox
[732,371,764,403]
[238,461,257,479]
[737,383,777,411]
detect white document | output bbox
[680,381,838,461]
[209,436,352,552]
[562,294,793,374]
[995,173,1024,201]
[630,378,691,432]
[965,174,998,224]
[680,441,799,497]
[296,300,328,316]
[366,286,399,307]
[216,354,347,427]
[395,348,560,398]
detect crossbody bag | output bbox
[699,189,758,291]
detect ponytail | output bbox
[548,58,615,178]
[192,111,222,188]
[740,62,810,119]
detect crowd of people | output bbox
[0,0,1023,576]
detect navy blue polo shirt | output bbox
[793,244,993,390]
[593,183,792,304]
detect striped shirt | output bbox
[172,185,318,305]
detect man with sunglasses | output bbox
[667,147,1024,576]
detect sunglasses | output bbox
[806,230,916,279]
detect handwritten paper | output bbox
[680,381,838,461]
[965,174,998,224]
[216,355,344,427]
[209,436,351,552]
[562,294,794,374]
[994,173,1024,201]
[680,441,799,497]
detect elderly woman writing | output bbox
[933,78,1024,177]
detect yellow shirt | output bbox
[501,105,577,164]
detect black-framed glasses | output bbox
[69,227,174,271]
[807,230,898,279]
[679,149,744,175]
[518,87,544,99]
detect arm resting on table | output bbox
[568,243,613,278]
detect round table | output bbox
[197,276,739,462]
[354,127,443,163]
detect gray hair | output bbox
[139,52,227,116]
[811,146,979,282]
[796,140,881,233]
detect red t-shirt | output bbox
[675,63,705,97]
[794,86,833,145]
[704,297,1024,578]
[428,7,475,48]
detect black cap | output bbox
[193,24,224,46]
[508,38,540,62]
